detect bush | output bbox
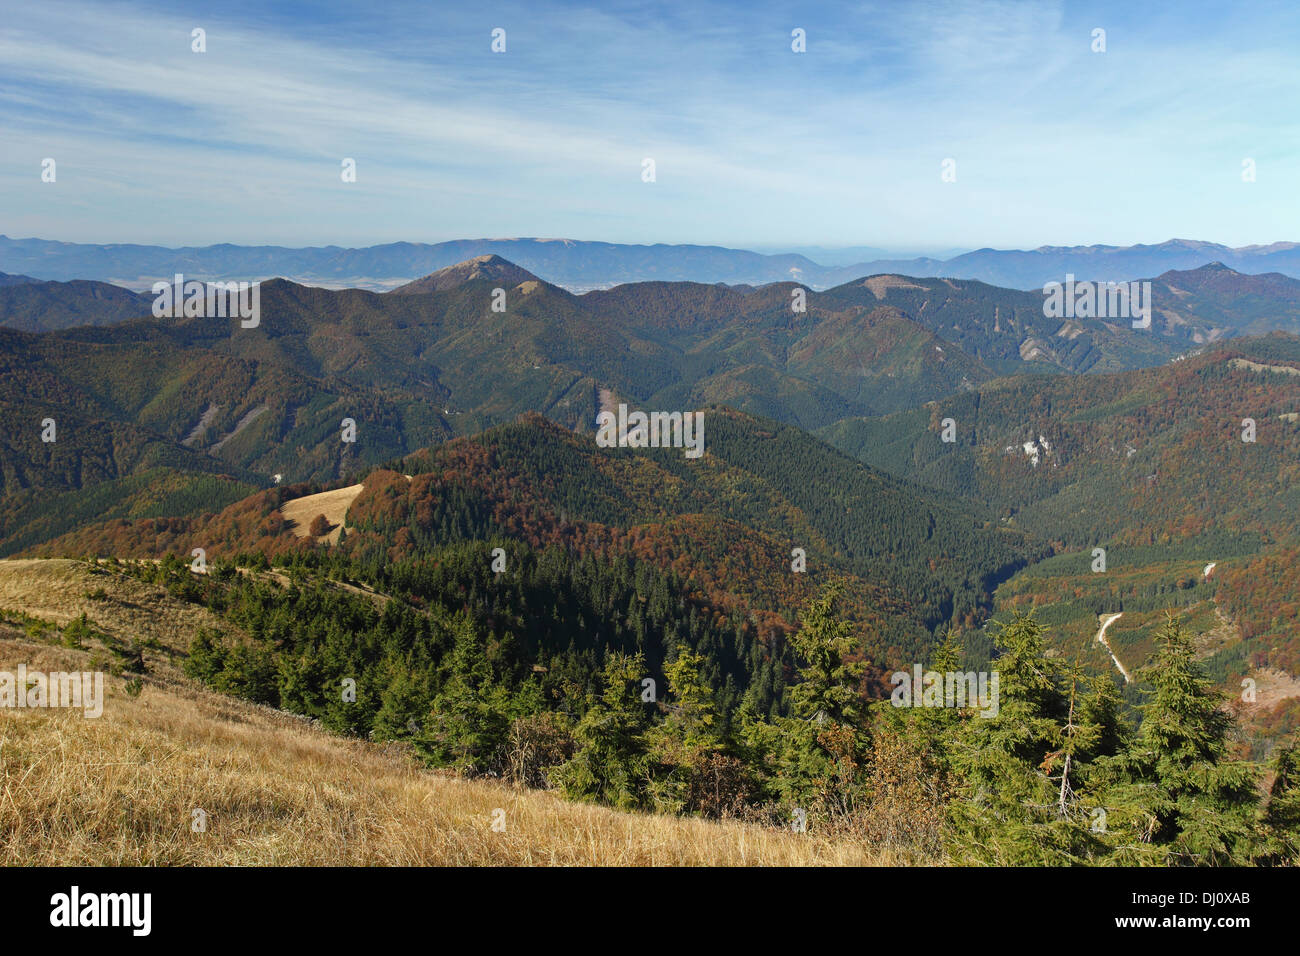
[854,727,948,855]
[62,613,94,648]
[686,752,755,819]
[505,712,575,790]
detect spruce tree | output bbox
[947,614,1104,864]
[644,647,724,813]
[789,582,865,725]
[1257,741,1300,865]
[1096,615,1259,865]
[557,651,654,810]
[371,664,432,742]
[772,583,871,827]
[419,618,512,774]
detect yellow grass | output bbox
[0,640,904,865]
[280,484,365,544]
[0,560,905,866]
[0,558,231,659]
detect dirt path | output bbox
[182,403,221,447]
[1096,612,1131,683]
[597,387,616,419]
[210,404,269,453]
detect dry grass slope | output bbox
[0,640,900,866]
[0,558,230,660]
[280,484,365,544]
[0,559,902,866]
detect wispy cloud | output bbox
[2,0,1298,248]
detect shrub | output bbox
[505,712,575,790]
[62,612,94,648]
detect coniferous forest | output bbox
[100,539,1292,866]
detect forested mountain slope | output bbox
[821,334,1300,729]
[27,409,1043,675]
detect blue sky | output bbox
[2,0,1298,251]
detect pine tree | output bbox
[947,614,1104,864]
[643,647,724,814]
[1096,615,1259,865]
[789,582,865,725]
[557,651,654,810]
[882,629,965,769]
[1257,741,1300,865]
[371,664,432,742]
[660,647,721,751]
[418,618,512,774]
[764,583,872,828]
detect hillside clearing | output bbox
[281,484,365,544]
[0,558,227,662]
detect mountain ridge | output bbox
[389,254,541,294]
[8,234,1300,291]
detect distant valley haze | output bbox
[4,235,1300,293]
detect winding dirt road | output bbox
[1096,612,1131,683]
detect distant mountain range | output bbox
[2,252,1297,556]
[5,235,1300,291]
[4,255,1297,362]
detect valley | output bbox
[4,256,1298,725]
[2,252,1298,866]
